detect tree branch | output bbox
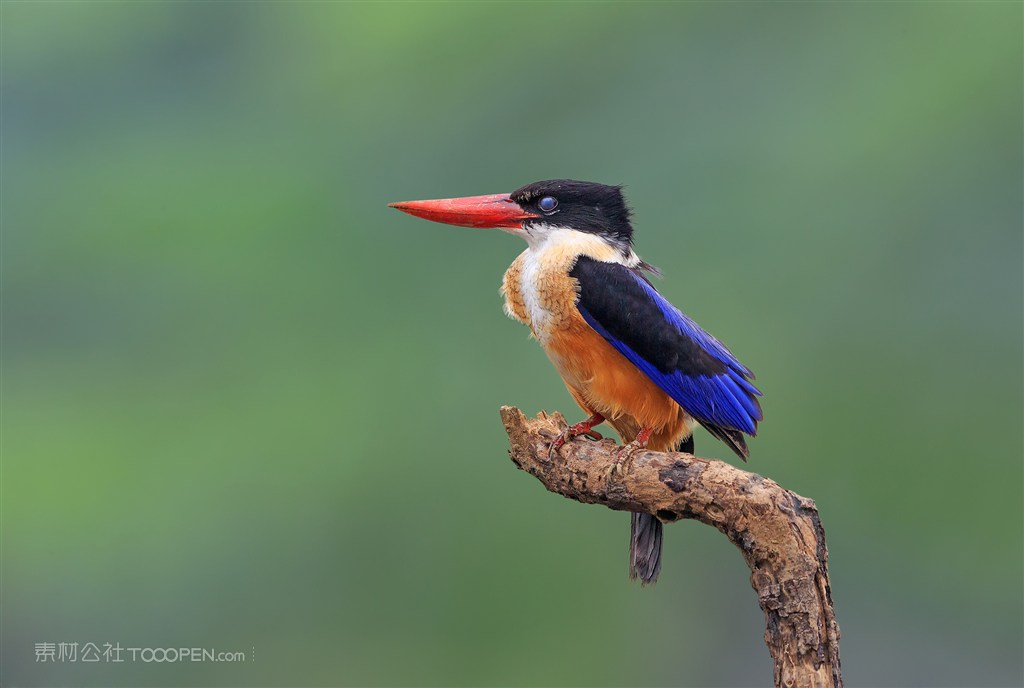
[500,406,843,688]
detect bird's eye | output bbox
[538,196,558,213]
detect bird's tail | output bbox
[628,434,694,585]
[629,512,662,585]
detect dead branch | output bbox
[500,406,842,688]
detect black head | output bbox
[510,179,633,245]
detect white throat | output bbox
[512,223,639,264]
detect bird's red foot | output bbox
[548,413,605,458]
[608,426,655,475]
[616,439,648,462]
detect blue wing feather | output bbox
[573,264,762,437]
[631,274,755,379]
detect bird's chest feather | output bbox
[501,231,618,344]
[504,255,601,392]
[517,250,579,341]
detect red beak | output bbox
[388,193,538,229]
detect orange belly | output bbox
[542,314,693,452]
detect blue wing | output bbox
[569,257,762,456]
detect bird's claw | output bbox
[547,421,604,459]
[605,438,648,479]
[547,432,568,459]
[616,439,646,462]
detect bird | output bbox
[389,179,762,584]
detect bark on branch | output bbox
[500,406,842,688]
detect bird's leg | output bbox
[548,412,605,458]
[613,426,655,466]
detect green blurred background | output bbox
[2,2,1021,686]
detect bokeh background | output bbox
[3,2,1021,687]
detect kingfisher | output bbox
[389,180,762,584]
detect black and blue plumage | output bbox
[570,256,762,459]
